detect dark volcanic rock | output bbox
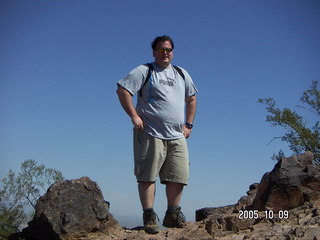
[195,183,259,222]
[16,176,120,240]
[196,205,235,222]
[196,152,320,240]
[252,151,320,211]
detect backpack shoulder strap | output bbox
[139,63,153,97]
[139,64,184,97]
[173,65,185,80]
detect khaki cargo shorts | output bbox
[133,130,189,185]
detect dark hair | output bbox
[151,35,174,50]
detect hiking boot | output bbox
[163,207,186,228]
[143,209,160,234]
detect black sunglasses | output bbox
[156,47,173,53]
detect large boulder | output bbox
[252,151,320,211]
[15,176,120,240]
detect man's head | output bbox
[152,35,174,68]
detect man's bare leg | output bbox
[138,181,159,234]
[166,182,184,207]
[163,182,186,228]
[138,181,156,209]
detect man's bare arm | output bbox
[183,95,197,138]
[116,86,144,130]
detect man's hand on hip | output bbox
[182,125,192,139]
[132,116,144,130]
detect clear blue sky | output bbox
[1,0,319,227]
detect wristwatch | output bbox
[185,122,193,129]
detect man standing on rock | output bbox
[117,35,197,234]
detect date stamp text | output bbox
[238,210,289,220]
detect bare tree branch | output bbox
[296,105,320,117]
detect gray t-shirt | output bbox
[118,62,198,140]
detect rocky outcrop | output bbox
[252,151,320,211]
[196,152,320,240]
[10,152,320,240]
[198,199,320,240]
[11,177,121,240]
